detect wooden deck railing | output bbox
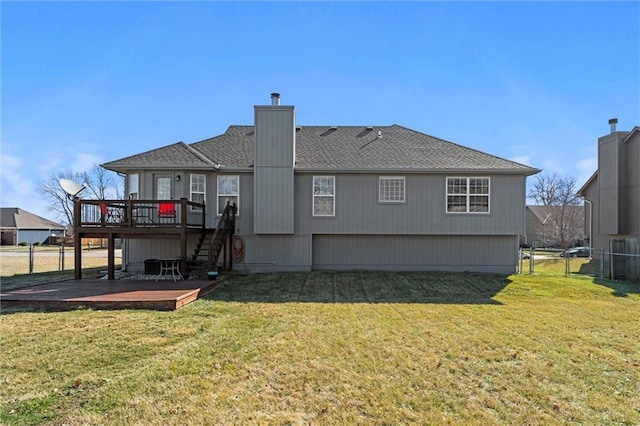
[75,198,206,229]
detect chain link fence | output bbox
[0,244,121,277]
[518,247,640,283]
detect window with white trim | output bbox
[190,174,206,211]
[446,177,490,213]
[217,175,239,215]
[379,176,405,203]
[128,173,139,200]
[313,176,335,216]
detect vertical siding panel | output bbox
[238,235,311,271]
[598,133,620,234]
[624,135,640,235]
[254,106,295,234]
[311,235,516,274]
[299,173,527,235]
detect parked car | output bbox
[560,247,591,258]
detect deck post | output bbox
[107,233,115,280]
[74,197,82,280]
[180,198,188,277]
[127,196,133,227]
[223,232,228,271]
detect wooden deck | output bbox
[0,279,221,311]
[71,198,235,280]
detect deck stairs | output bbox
[187,204,236,278]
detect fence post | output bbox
[29,244,34,274]
[529,248,534,274]
[609,240,614,280]
[600,248,604,279]
[565,253,569,277]
[518,248,522,274]
[59,245,65,271]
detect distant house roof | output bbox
[0,208,65,230]
[527,205,584,222]
[102,124,540,175]
[577,171,598,197]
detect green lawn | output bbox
[1,271,638,425]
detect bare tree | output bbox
[528,173,585,249]
[82,165,122,200]
[37,166,124,226]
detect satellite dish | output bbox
[59,179,87,199]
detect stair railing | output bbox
[206,202,237,270]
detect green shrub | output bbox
[18,241,28,246]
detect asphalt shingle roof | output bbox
[0,208,65,229]
[103,124,539,174]
[102,142,217,170]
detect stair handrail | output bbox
[206,202,237,267]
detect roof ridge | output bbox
[180,142,219,168]
[102,124,541,174]
[622,126,640,144]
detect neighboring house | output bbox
[524,205,585,248]
[0,208,66,245]
[102,93,540,275]
[578,119,640,251]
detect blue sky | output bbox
[2,1,639,222]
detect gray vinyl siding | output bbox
[294,173,526,235]
[128,170,527,236]
[624,135,640,236]
[584,181,608,251]
[253,106,295,234]
[254,168,294,233]
[236,172,524,274]
[123,239,184,273]
[254,106,295,166]
[133,170,182,199]
[598,133,622,234]
[312,235,518,274]
[125,169,526,274]
[235,235,311,272]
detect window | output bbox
[128,173,139,199]
[217,175,239,215]
[446,177,490,213]
[379,176,405,203]
[313,176,335,216]
[190,174,206,211]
